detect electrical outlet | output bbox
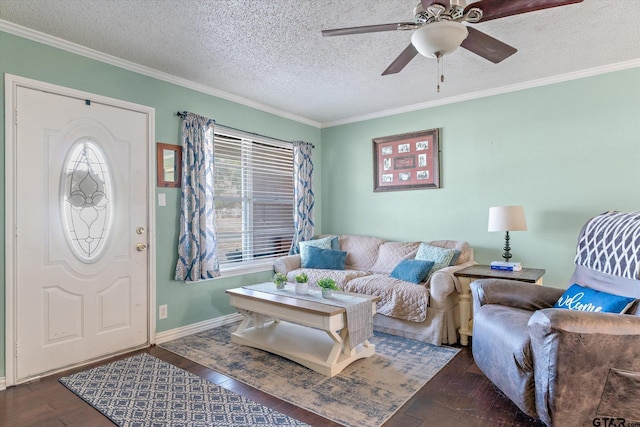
[159,304,168,320]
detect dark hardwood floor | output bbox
[0,342,544,427]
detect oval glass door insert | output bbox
[61,139,113,263]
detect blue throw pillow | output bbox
[553,284,636,314]
[390,259,435,284]
[298,237,333,266]
[303,246,347,270]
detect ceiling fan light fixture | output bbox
[411,21,469,58]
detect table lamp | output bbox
[488,205,528,262]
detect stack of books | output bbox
[490,261,522,271]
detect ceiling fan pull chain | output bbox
[436,51,444,92]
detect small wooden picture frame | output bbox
[156,143,182,188]
[373,128,440,192]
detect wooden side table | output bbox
[454,265,546,346]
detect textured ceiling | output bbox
[1,0,639,126]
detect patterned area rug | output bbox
[59,353,308,426]
[160,323,459,427]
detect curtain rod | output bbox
[176,111,314,148]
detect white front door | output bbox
[12,85,150,383]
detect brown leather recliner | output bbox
[471,211,640,426]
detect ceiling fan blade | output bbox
[382,44,419,75]
[466,0,583,22]
[322,22,417,37]
[460,27,517,63]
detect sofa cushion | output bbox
[299,237,333,266]
[553,283,636,314]
[369,241,420,274]
[390,259,434,284]
[339,235,385,271]
[416,243,456,276]
[304,246,347,270]
[343,274,430,322]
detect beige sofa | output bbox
[273,234,476,345]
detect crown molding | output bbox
[0,20,322,129]
[3,20,638,130]
[321,59,640,128]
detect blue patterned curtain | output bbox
[290,141,315,254]
[175,113,220,282]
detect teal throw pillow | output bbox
[303,246,347,270]
[390,259,435,284]
[415,243,456,277]
[553,284,636,314]
[330,236,341,251]
[299,237,333,266]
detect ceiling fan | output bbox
[322,0,584,82]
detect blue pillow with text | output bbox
[303,246,347,270]
[553,284,636,314]
[390,259,435,284]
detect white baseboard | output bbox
[0,315,241,390]
[154,312,242,345]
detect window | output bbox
[61,139,113,263]
[214,127,294,270]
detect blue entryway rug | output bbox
[59,353,308,427]
[160,323,460,427]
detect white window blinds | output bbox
[214,127,294,267]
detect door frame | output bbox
[4,74,157,386]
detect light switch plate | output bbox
[158,193,166,206]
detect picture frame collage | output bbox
[372,128,440,192]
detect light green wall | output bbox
[1,29,639,381]
[320,68,640,287]
[0,31,321,377]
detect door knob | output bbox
[136,243,147,251]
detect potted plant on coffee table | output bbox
[294,272,309,295]
[317,278,339,298]
[272,272,287,290]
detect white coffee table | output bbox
[226,284,380,377]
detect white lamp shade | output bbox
[488,205,528,232]
[411,21,469,58]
